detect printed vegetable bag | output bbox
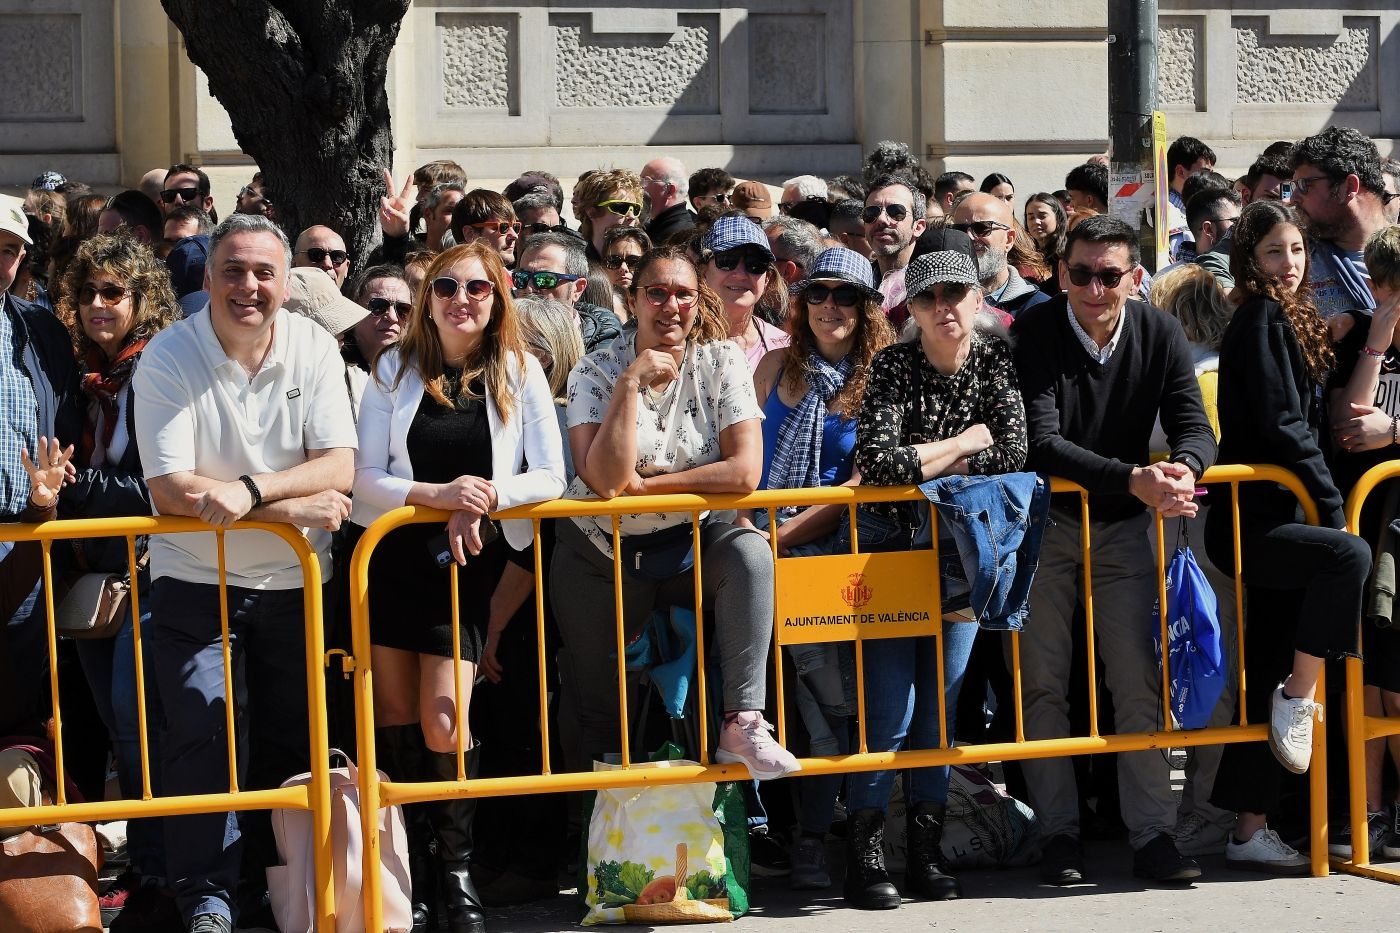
[582,757,747,925]
[1153,539,1226,730]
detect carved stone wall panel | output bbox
[0,13,78,120]
[552,12,718,112]
[1158,17,1202,111]
[748,13,826,114]
[1234,16,1376,108]
[439,13,518,113]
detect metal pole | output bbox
[1108,0,1159,270]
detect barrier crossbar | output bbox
[1338,461,1400,881]
[348,463,1336,929]
[0,515,335,930]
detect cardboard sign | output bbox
[774,550,940,644]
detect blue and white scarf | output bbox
[766,353,852,505]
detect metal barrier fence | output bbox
[348,463,1331,929]
[1340,461,1400,881]
[0,515,336,930]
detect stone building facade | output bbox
[1,1,1396,209]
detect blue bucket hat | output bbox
[702,214,773,258]
[798,247,881,300]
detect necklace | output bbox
[639,352,685,431]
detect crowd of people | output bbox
[2,127,1400,933]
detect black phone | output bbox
[426,520,501,568]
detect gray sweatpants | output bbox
[1010,508,1179,850]
[550,518,773,773]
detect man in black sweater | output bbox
[1010,216,1217,886]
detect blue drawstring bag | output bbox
[1153,526,1226,730]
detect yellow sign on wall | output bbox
[774,550,940,644]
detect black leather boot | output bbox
[905,803,961,900]
[427,746,486,933]
[376,726,435,932]
[842,809,901,910]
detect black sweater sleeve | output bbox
[1234,304,1345,528]
[1159,316,1218,478]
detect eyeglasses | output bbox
[469,221,522,236]
[78,284,129,305]
[511,270,581,291]
[802,283,861,307]
[366,297,412,317]
[1289,175,1333,198]
[710,251,773,276]
[430,276,494,301]
[596,199,642,218]
[949,220,1011,237]
[237,186,272,207]
[298,247,349,267]
[603,254,642,270]
[861,203,910,224]
[638,286,699,308]
[1065,265,1129,289]
[523,222,570,236]
[159,187,201,204]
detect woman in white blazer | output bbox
[351,242,564,933]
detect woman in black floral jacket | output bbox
[841,251,1027,911]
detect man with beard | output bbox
[862,174,928,323]
[950,192,1049,317]
[1289,126,1388,320]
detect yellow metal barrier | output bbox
[348,462,1336,928]
[0,515,335,929]
[1339,461,1400,882]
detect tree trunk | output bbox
[161,0,410,271]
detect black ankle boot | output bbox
[427,747,486,933]
[842,809,901,910]
[905,803,960,900]
[376,726,435,931]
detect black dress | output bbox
[367,373,528,660]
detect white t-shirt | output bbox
[564,334,762,557]
[133,308,358,589]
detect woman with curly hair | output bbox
[1204,199,1370,874]
[574,168,644,261]
[54,231,181,920]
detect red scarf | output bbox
[80,339,146,464]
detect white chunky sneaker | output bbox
[1225,827,1310,875]
[1268,684,1322,774]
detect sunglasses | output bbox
[366,297,412,317]
[638,285,699,308]
[701,192,732,204]
[511,270,581,291]
[159,187,201,204]
[910,283,972,304]
[949,220,1011,237]
[861,203,909,224]
[523,222,571,236]
[237,186,272,207]
[711,251,773,276]
[298,247,349,267]
[596,199,642,218]
[78,284,129,305]
[1065,265,1129,289]
[430,276,494,301]
[603,254,642,270]
[802,283,861,307]
[469,220,522,235]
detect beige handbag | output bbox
[53,571,132,639]
[268,750,413,933]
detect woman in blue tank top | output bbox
[741,247,894,893]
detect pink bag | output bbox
[268,750,413,932]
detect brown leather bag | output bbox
[0,821,103,932]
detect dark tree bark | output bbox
[161,0,411,270]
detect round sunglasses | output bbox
[430,277,494,301]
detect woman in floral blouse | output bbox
[549,246,800,782]
[842,250,1027,911]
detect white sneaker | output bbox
[1269,685,1322,774]
[1225,827,1310,875]
[1172,811,1231,856]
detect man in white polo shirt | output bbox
[133,213,357,933]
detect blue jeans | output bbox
[151,578,313,927]
[75,611,165,880]
[839,505,980,811]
